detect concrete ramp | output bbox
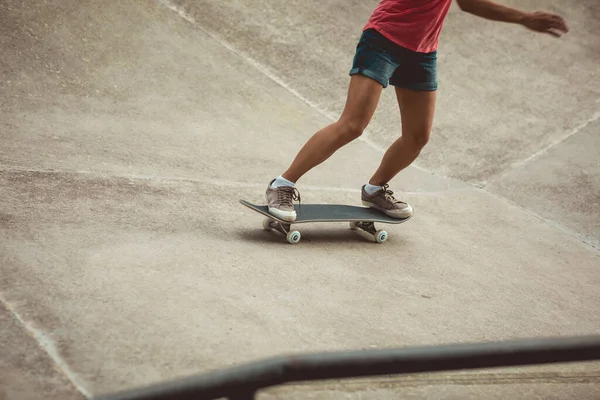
[1,0,599,399]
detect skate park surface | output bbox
[1,0,599,399]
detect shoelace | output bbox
[277,186,301,206]
[381,184,401,204]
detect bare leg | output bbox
[282,75,383,183]
[368,88,436,186]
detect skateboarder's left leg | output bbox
[368,88,437,186]
[360,52,437,219]
[360,87,435,219]
[366,44,438,190]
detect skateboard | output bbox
[240,199,412,244]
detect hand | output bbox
[522,11,569,37]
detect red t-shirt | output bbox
[363,0,453,53]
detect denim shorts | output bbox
[349,28,438,91]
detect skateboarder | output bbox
[266,0,569,222]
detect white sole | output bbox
[362,200,413,219]
[268,207,297,222]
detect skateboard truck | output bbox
[262,218,302,244]
[349,221,388,243]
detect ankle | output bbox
[281,172,298,184]
[364,183,383,195]
[272,175,296,188]
[368,179,386,186]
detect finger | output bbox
[551,21,569,33]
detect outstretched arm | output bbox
[455,0,569,37]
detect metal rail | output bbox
[97,335,600,400]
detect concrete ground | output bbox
[1,0,599,399]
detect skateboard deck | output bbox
[240,199,411,244]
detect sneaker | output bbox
[266,179,300,221]
[361,184,413,219]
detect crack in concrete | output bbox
[155,0,380,145]
[481,187,600,252]
[4,165,596,251]
[0,165,475,195]
[483,109,600,189]
[0,296,91,399]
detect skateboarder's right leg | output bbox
[281,74,383,183]
[265,75,382,222]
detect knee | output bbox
[337,119,366,141]
[406,130,430,150]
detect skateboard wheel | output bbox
[262,218,273,231]
[376,230,388,243]
[349,221,359,230]
[287,230,301,244]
